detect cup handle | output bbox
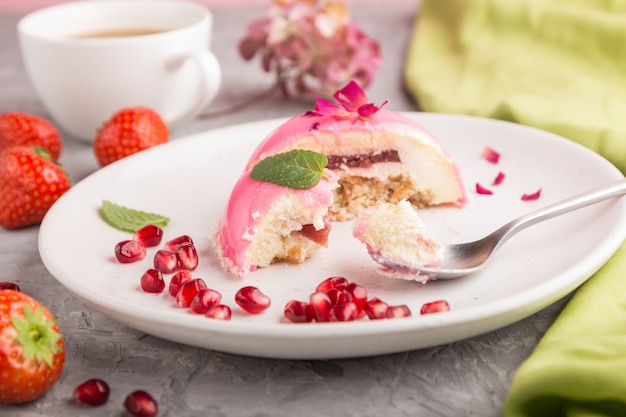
[167,49,222,125]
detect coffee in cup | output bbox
[18,0,222,141]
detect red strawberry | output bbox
[0,290,65,404]
[0,146,71,229]
[0,112,62,160]
[93,106,168,167]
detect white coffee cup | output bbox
[18,0,222,141]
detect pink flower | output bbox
[238,0,382,99]
[307,80,388,120]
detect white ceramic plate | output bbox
[39,113,626,359]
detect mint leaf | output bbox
[249,150,328,190]
[100,200,169,232]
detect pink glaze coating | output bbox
[248,109,448,165]
[216,169,339,277]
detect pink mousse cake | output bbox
[214,82,464,279]
[245,82,466,220]
[214,167,339,279]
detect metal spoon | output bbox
[376,178,626,280]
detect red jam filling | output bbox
[326,150,400,170]
[299,217,331,247]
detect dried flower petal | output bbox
[322,1,350,27]
[309,80,387,120]
[358,100,389,118]
[521,188,542,201]
[315,13,339,37]
[334,80,369,111]
[239,38,260,61]
[483,146,501,164]
[476,183,493,195]
[492,171,505,186]
[312,98,351,118]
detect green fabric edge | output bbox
[404,0,626,174]
[503,242,626,417]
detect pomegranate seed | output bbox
[164,235,194,252]
[115,240,146,263]
[0,282,20,291]
[168,270,193,297]
[386,304,412,318]
[153,249,178,273]
[133,224,163,247]
[140,269,165,293]
[284,300,314,323]
[315,276,349,292]
[364,297,389,320]
[235,286,271,314]
[206,304,232,320]
[73,378,110,406]
[309,291,332,322]
[324,287,349,305]
[344,282,367,316]
[420,300,450,315]
[176,278,207,308]
[190,288,222,314]
[328,302,359,322]
[176,243,198,271]
[124,390,158,417]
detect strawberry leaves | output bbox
[12,303,63,367]
[250,149,328,189]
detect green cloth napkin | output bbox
[405,0,626,174]
[404,1,626,416]
[504,242,626,416]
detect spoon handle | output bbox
[500,177,626,244]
